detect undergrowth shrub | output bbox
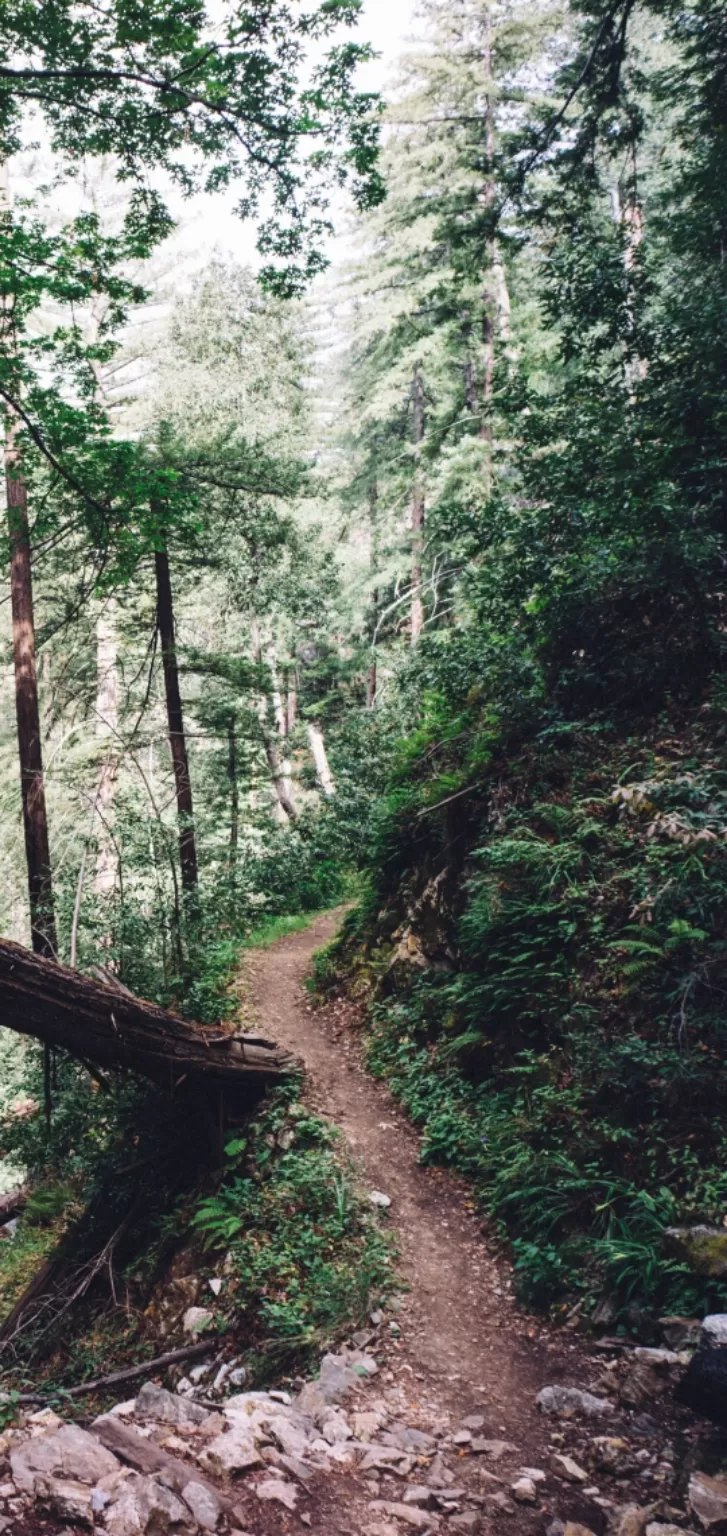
[193,1080,395,1369]
[355,705,727,1321]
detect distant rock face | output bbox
[664,1226,727,1278]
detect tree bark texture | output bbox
[410,364,425,644]
[154,546,198,895]
[0,938,295,1092]
[5,427,57,959]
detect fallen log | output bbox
[0,939,296,1093]
[91,1417,237,1517]
[16,1341,215,1403]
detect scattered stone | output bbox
[659,1316,702,1350]
[452,1430,472,1447]
[255,1477,297,1511]
[27,1408,63,1431]
[471,1439,517,1458]
[547,1523,566,1536]
[537,1385,613,1418]
[316,1353,361,1403]
[511,1477,538,1504]
[460,1416,485,1431]
[591,1437,639,1476]
[620,1350,685,1410]
[370,1191,392,1209]
[689,1470,727,1529]
[388,1425,435,1452]
[10,1424,119,1494]
[564,1527,598,1536]
[449,1516,480,1534]
[104,1474,193,1536]
[321,1412,352,1445]
[646,1527,698,1536]
[198,1428,262,1477]
[351,1411,386,1443]
[135,1384,208,1428]
[182,1307,215,1335]
[403,1486,437,1508]
[359,1448,409,1474]
[552,1453,588,1483]
[181,1482,222,1530]
[208,1279,222,1297]
[486,1490,515,1515]
[608,1508,653,1536]
[369,1500,440,1529]
[106,1400,138,1418]
[519,1466,547,1483]
[34,1474,94,1526]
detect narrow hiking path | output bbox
[236,909,625,1535]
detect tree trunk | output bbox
[0,937,295,1092]
[367,480,379,705]
[5,423,57,960]
[480,5,496,471]
[308,723,335,797]
[410,364,425,645]
[94,602,119,899]
[228,715,239,865]
[154,545,198,896]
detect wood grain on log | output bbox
[0,939,296,1092]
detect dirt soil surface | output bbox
[234,909,697,1536]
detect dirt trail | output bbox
[239,909,605,1534]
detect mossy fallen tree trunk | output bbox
[0,939,296,1094]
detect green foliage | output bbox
[356,714,727,1317]
[192,1082,394,1361]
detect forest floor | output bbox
[231,909,694,1536]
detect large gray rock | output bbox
[11,1424,119,1494]
[665,1228,727,1279]
[135,1384,208,1428]
[536,1385,613,1418]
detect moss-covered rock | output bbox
[664,1226,727,1278]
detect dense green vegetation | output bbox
[0,0,727,1366]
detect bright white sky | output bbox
[169,0,417,272]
